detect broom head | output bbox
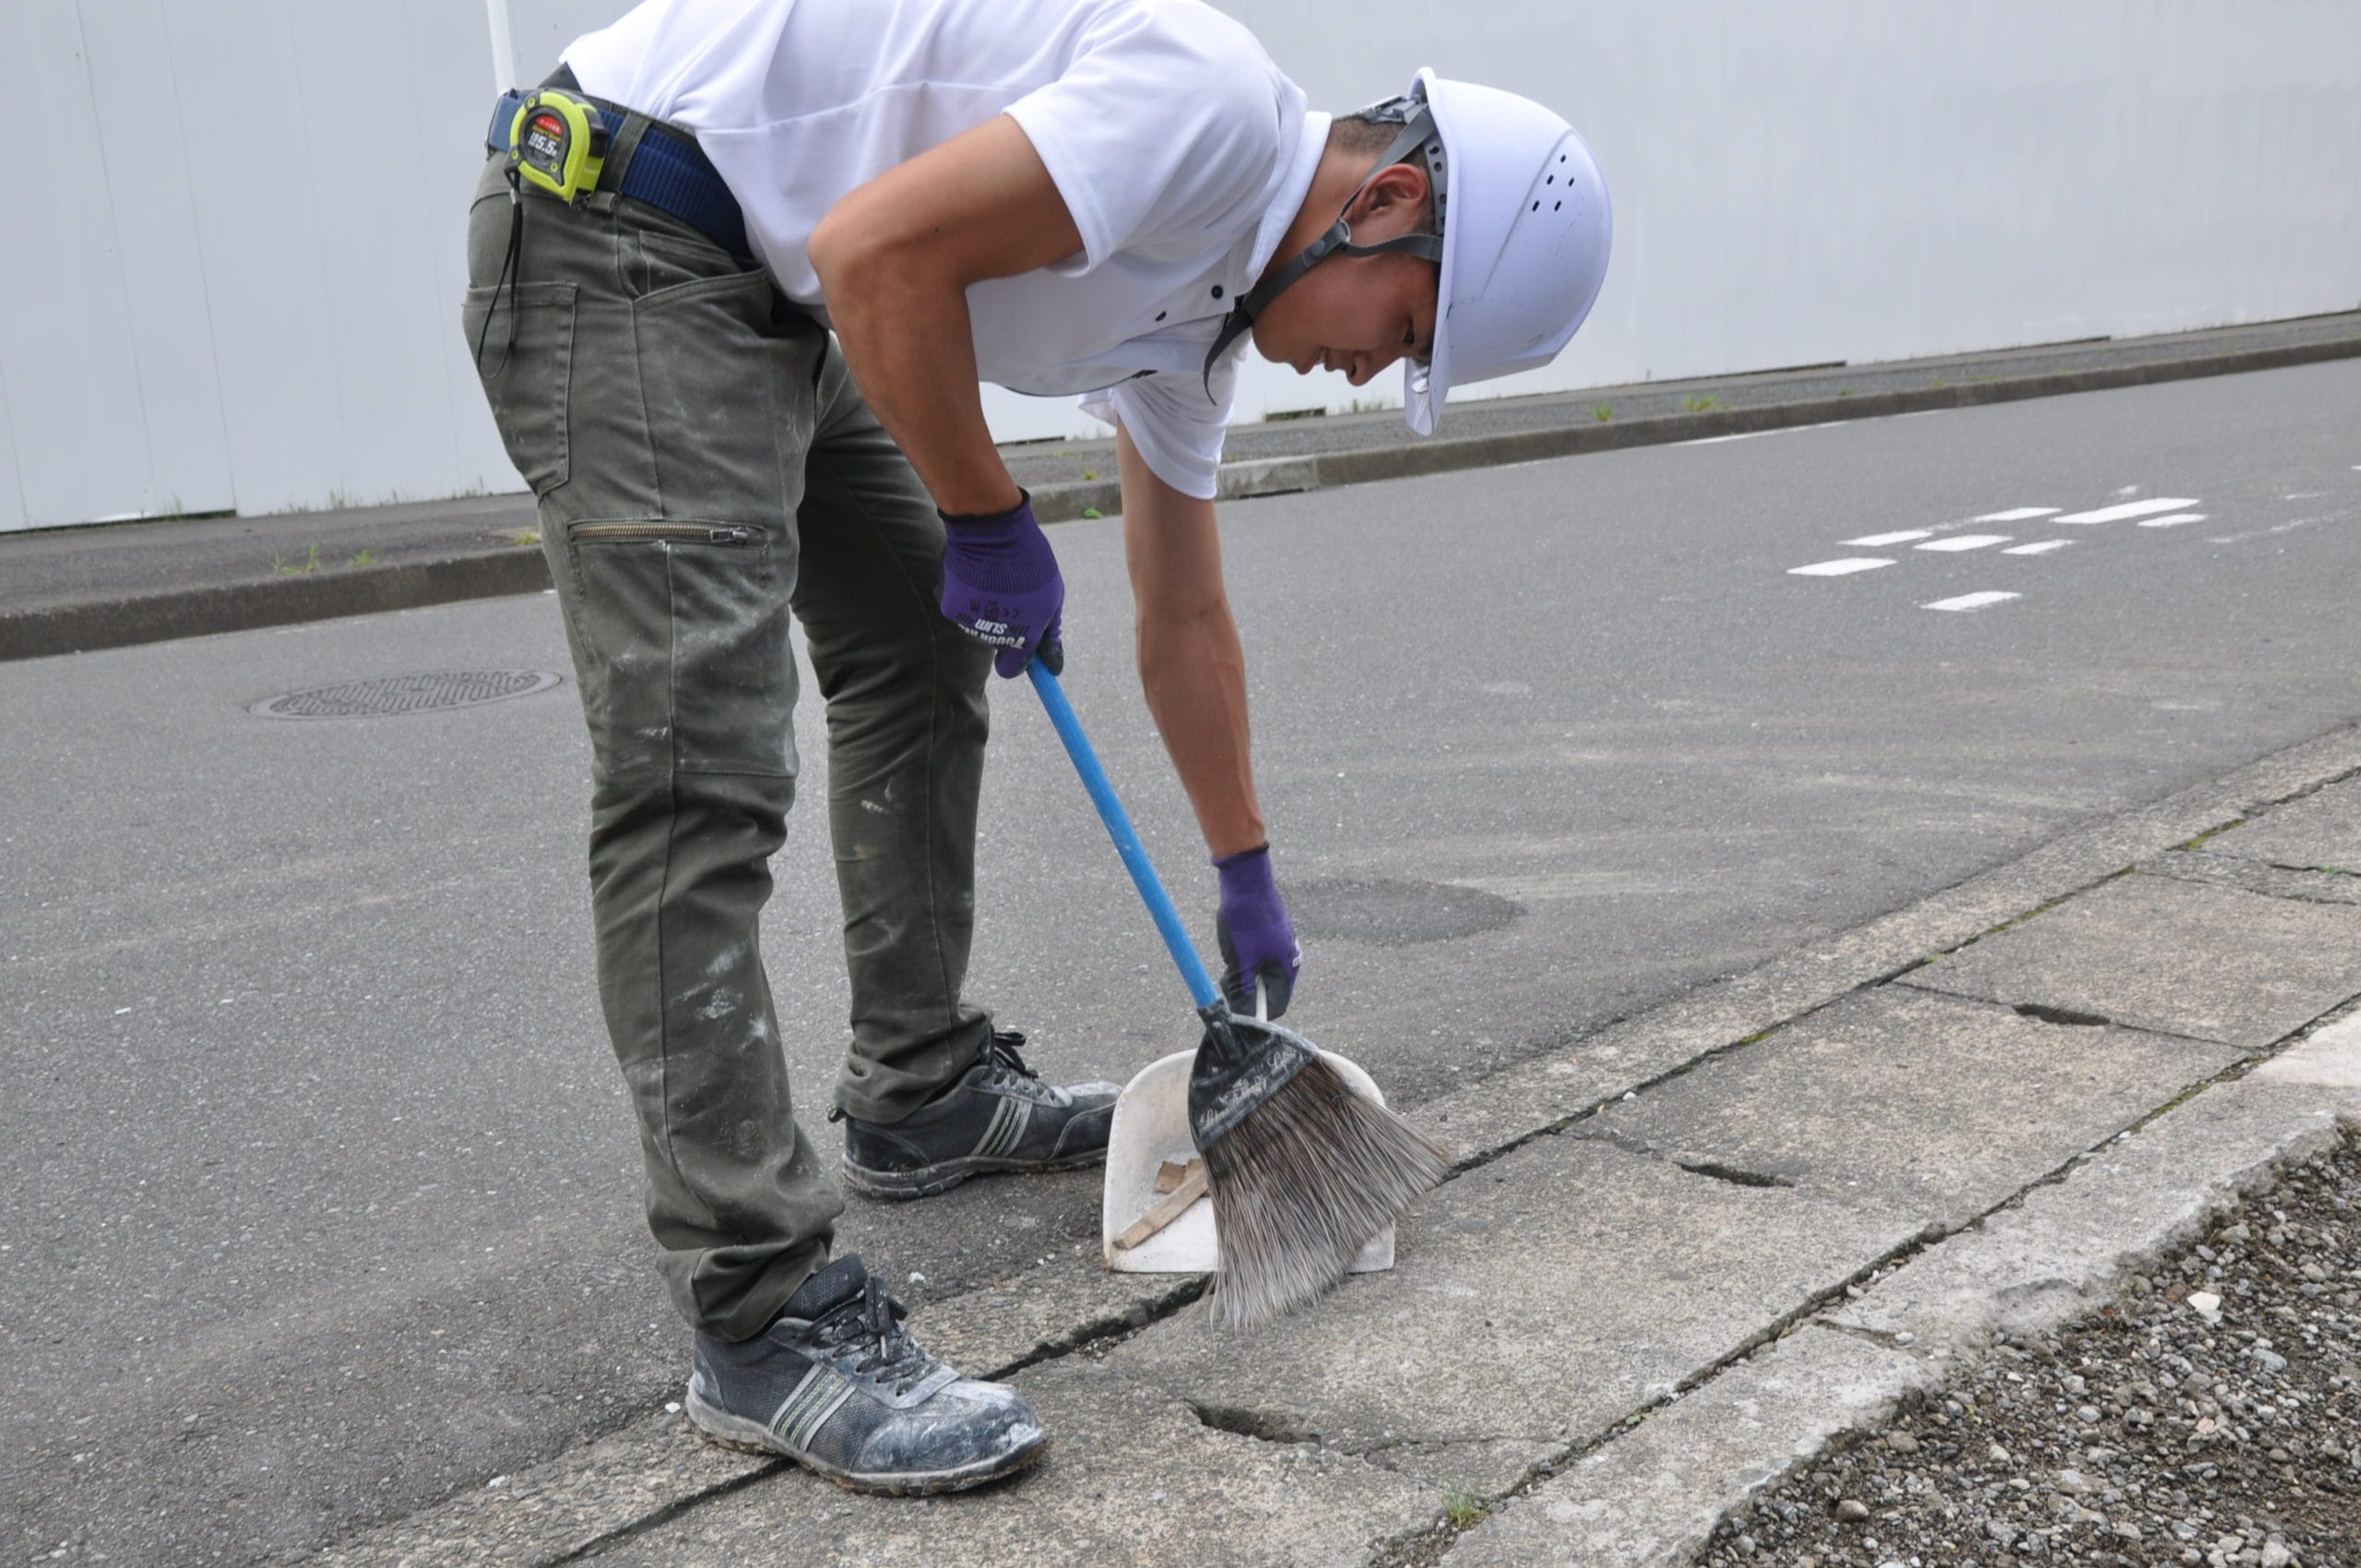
[1190,1005,1452,1330]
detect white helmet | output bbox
[1406,68,1612,434]
[1203,70,1611,435]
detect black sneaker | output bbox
[838,1030,1118,1200]
[684,1253,1048,1494]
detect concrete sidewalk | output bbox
[4,310,2356,662]
[316,719,2361,1566]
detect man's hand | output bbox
[942,493,1064,677]
[1214,845,1300,1018]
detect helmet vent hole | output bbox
[1531,201,1539,211]
[1553,200,1562,211]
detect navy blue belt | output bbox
[486,66,750,258]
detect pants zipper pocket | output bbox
[566,521,764,546]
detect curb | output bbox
[1031,331,2361,522]
[0,548,552,663]
[314,717,2361,1568]
[7,331,2357,664]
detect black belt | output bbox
[486,65,750,257]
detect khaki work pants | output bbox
[462,141,995,1341]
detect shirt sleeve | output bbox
[1079,353,1238,502]
[1003,6,1289,267]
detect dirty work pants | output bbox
[462,150,995,1341]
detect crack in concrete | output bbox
[2011,1001,2112,1028]
[543,1459,779,1567]
[1675,1158,1798,1190]
[2142,853,2361,909]
[1566,1125,1797,1190]
[1183,1399,1323,1447]
[1892,981,2233,1052]
[991,1277,1208,1379]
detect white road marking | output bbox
[1676,422,1845,445]
[2136,513,2208,529]
[1923,591,2021,612]
[2001,540,2073,555]
[1844,529,1934,547]
[1788,557,1895,576]
[2051,497,2201,524]
[1974,506,2060,522]
[1916,534,2011,552]
[2206,509,2358,545]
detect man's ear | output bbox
[1350,160,1431,232]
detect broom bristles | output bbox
[1202,1058,1452,1330]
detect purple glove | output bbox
[1214,844,1301,1019]
[939,491,1064,679]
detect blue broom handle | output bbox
[1026,660,1223,1012]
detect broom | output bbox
[1026,661,1452,1328]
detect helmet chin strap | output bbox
[1203,108,1446,399]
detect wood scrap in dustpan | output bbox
[1112,1162,1209,1252]
[1154,1158,1205,1194]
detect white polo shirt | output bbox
[564,0,1328,499]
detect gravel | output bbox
[1699,1136,2361,1568]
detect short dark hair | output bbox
[1327,101,1438,231]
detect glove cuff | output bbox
[939,489,1034,531]
[1213,843,1276,900]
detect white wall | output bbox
[4,2,2357,531]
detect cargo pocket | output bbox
[462,280,577,498]
[562,518,800,781]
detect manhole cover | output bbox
[1289,877,1523,946]
[250,670,563,719]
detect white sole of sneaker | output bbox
[838,1147,1106,1202]
[683,1384,1050,1495]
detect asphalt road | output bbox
[6,358,2360,1564]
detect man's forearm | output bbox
[813,266,1019,517]
[1121,431,1265,856]
[1137,599,1266,857]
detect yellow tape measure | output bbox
[505,89,609,203]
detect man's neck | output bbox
[1257,148,1377,290]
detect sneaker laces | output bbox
[812,1277,937,1396]
[983,1028,1038,1082]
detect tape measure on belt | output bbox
[484,77,750,256]
[475,75,753,374]
[502,89,610,204]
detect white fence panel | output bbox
[76,0,239,522]
[0,376,24,533]
[2,2,190,526]
[3,1,2357,530]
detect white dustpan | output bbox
[1100,1046,1396,1274]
